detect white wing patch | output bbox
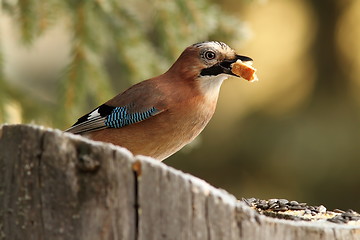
[88,108,100,119]
[65,107,108,134]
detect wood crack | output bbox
[205,195,211,240]
[37,132,46,238]
[133,166,140,240]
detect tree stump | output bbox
[0,124,359,240]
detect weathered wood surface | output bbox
[0,124,359,240]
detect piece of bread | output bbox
[231,60,258,82]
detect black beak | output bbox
[200,54,253,77]
[236,54,253,62]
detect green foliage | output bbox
[0,0,247,128]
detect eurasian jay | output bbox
[66,41,254,161]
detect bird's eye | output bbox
[204,51,216,60]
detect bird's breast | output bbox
[168,96,217,141]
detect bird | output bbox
[65,41,254,161]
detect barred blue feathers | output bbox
[65,104,161,134]
[105,106,159,128]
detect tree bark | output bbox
[0,124,359,240]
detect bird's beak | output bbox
[235,54,253,62]
[219,54,253,77]
[200,54,254,77]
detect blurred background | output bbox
[1,0,359,211]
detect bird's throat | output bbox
[197,74,227,102]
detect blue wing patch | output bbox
[105,106,159,128]
[65,104,161,134]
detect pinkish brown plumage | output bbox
[66,41,254,160]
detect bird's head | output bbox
[168,41,252,79]
[167,41,253,98]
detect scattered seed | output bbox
[241,197,360,225]
[269,203,279,209]
[347,209,357,214]
[317,205,327,214]
[242,198,254,207]
[289,200,299,206]
[278,199,289,207]
[272,206,288,212]
[304,209,312,215]
[268,199,278,205]
[333,209,345,213]
[288,205,306,210]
